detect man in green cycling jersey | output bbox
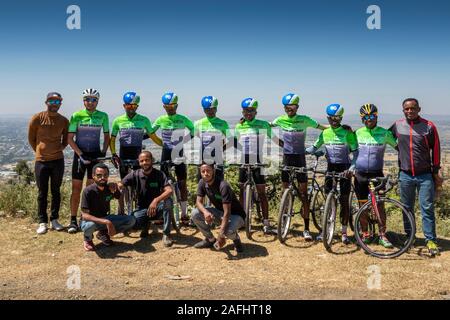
[272,93,326,241]
[194,96,230,181]
[306,104,358,244]
[110,92,163,214]
[67,89,110,234]
[352,104,397,248]
[151,92,194,224]
[235,97,283,235]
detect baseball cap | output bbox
[46,92,62,100]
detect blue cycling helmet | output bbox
[326,104,344,117]
[123,92,140,105]
[241,97,258,109]
[201,96,218,109]
[282,93,300,106]
[162,92,178,105]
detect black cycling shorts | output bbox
[239,167,265,185]
[119,159,140,180]
[324,163,351,196]
[354,171,384,201]
[281,154,308,183]
[72,152,102,181]
[160,148,187,181]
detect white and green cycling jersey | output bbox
[194,116,229,157]
[272,114,319,155]
[111,113,153,148]
[355,126,397,173]
[234,118,272,157]
[68,109,109,153]
[151,114,194,150]
[313,126,358,164]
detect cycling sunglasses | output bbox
[362,114,377,121]
[328,115,342,121]
[124,103,139,108]
[84,97,98,103]
[47,99,62,105]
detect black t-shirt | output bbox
[80,183,120,218]
[121,168,170,210]
[197,177,246,219]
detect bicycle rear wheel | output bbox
[354,198,415,259]
[277,189,294,243]
[322,192,338,252]
[311,188,325,232]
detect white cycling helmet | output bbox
[82,88,100,99]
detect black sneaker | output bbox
[140,227,149,238]
[194,238,215,249]
[67,221,78,234]
[96,230,114,246]
[233,238,244,253]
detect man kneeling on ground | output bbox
[118,151,174,247]
[80,163,136,251]
[192,163,246,253]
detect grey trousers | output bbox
[191,207,244,241]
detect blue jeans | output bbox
[191,207,245,241]
[130,199,172,235]
[80,214,136,241]
[399,171,436,242]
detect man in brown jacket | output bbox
[28,92,69,235]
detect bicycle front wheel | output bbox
[348,189,359,232]
[322,192,338,252]
[244,184,255,240]
[124,186,135,215]
[354,198,415,259]
[171,187,181,234]
[277,189,294,243]
[311,188,325,232]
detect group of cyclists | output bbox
[27,89,443,257]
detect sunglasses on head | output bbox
[362,114,377,121]
[84,97,98,103]
[47,99,62,105]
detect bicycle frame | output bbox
[121,159,140,215]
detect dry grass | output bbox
[0,216,449,300]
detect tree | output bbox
[14,160,34,184]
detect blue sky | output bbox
[0,0,449,119]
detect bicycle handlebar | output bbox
[325,171,349,179]
[369,175,397,193]
[225,163,270,169]
[281,166,309,174]
[92,156,112,162]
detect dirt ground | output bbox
[1,217,449,300]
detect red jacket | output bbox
[389,117,441,176]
